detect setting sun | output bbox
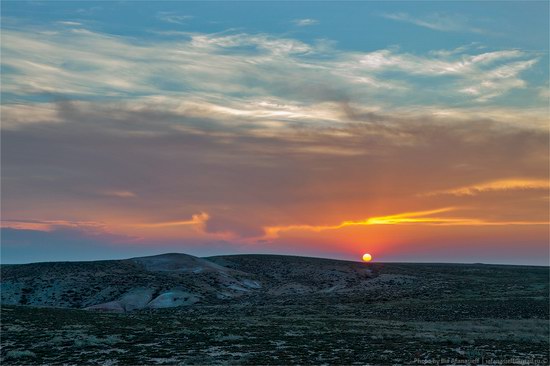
[362,253,373,262]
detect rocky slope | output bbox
[2,253,546,314]
[0,253,264,312]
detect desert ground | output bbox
[1,254,548,365]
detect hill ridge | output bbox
[2,252,547,314]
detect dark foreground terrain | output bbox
[1,254,548,365]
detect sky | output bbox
[1,1,549,265]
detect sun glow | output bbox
[261,206,550,240]
[362,253,372,262]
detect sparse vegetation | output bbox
[1,255,548,364]
[5,350,36,360]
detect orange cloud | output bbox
[425,179,549,196]
[114,212,237,242]
[134,212,209,228]
[263,207,549,239]
[0,213,213,241]
[0,219,105,232]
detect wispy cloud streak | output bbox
[0,26,540,106]
[263,207,549,239]
[425,179,550,196]
[382,12,489,34]
[292,18,319,26]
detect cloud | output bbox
[429,43,485,57]
[264,207,456,238]
[459,59,539,101]
[538,86,550,100]
[381,12,489,34]
[2,99,547,242]
[101,190,137,198]
[0,26,540,107]
[56,21,83,27]
[425,179,550,196]
[137,212,209,228]
[1,219,107,232]
[263,207,548,239]
[292,18,319,27]
[156,12,193,25]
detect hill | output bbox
[1,253,548,365]
[1,253,548,317]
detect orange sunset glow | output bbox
[1,1,549,266]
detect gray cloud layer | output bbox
[2,100,547,237]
